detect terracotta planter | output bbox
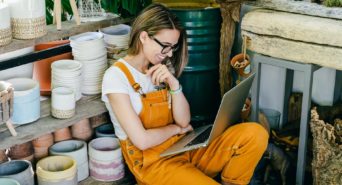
[33,40,73,96]
[230,53,251,77]
[32,133,54,148]
[0,149,8,164]
[32,133,54,160]
[89,113,109,128]
[71,118,93,141]
[8,142,34,160]
[53,127,72,142]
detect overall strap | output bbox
[113,62,144,95]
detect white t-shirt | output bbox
[101,58,156,140]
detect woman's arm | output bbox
[107,93,181,150]
[146,64,191,127]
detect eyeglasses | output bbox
[150,36,179,54]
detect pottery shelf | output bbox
[0,95,107,150]
[0,14,132,55]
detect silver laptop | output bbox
[160,73,255,157]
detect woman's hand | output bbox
[146,64,179,90]
[177,124,193,135]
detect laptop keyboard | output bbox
[185,126,212,147]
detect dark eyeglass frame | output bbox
[150,36,179,54]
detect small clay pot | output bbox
[53,127,72,142]
[32,133,54,148]
[8,142,34,159]
[33,147,49,161]
[89,113,109,128]
[230,53,251,77]
[71,118,93,141]
[0,149,8,163]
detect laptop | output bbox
[160,73,255,157]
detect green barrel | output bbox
[171,7,222,123]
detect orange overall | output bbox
[114,62,269,185]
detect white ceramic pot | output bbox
[0,3,11,46]
[7,78,40,125]
[51,87,75,119]
[4,0,46,39]
[49,140,89,182]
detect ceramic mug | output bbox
[51,87,75,119]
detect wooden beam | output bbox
[242,31,342,70]
[245,0,342,20]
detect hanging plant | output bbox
[101,0,152,18]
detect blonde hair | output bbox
[127,3,188,78]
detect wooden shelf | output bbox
[0,95,108,150]
[78,172,136,185]
[245,0,342,20]
[0,14,133,54]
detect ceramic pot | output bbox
[8,142,34,160]
[230,53,251,77]
[36,156,77,185]
[0,160,34,185]
[4,0,46,39]
[54,127,72,142]
[0,149,8,164]
[0,3,12,46]
[32,133,54,160]
[71,118,93,141]
[34,40,73,96]
[6,78,40,125]
[0,178,20,185]
[51,87,75,119]
[49,140,89,181]
[88,137,124,181]
[95,123,116,138]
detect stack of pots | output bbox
[6,78,40,125]
[0,3,11,46]
[0,160,35,185]
[69,32,107,95]
[8,142,34,164]
[49,140,89,181]
[51,60,82,101]
[36,156,77,185]
[88,137,125,181]
[100,24,131,64]
[32,133,54,160]
[4,0,46,39]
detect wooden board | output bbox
[242,31,342,70]
[0,95,107,149]
[245,0,342,20]
[242,9,342,48]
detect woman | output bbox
[102,3,268,185]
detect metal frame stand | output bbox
[250,53,321,185]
